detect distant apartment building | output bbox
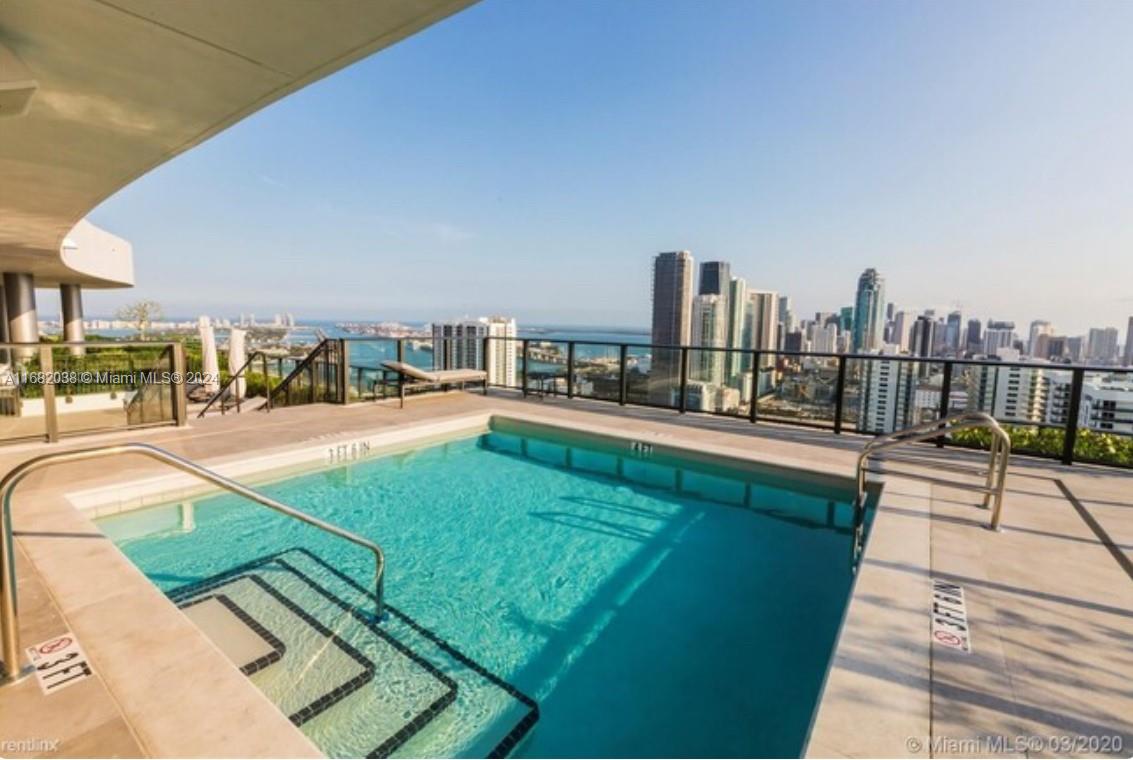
[691,294,727,386]
[858,346,915,433]
[1125,316,1133,366]
[1066,336,1085,363]
[1086,327,1119,364]
[698,261,731,298]
[778,297,796,337]
[811,322,838,354]
[725,277,748,384]
[685,380,741,414]
[983,321,1016,358]
[968,350,1047,423]
[431,316,516,387]
[890,311,913,353]
[746,290,779,395]
[745,290,780,352]
[1027,320,1053,357]
[650,251,694,404]
[1047,373,1133,435]
[965,318,983,356]
[944,311,963,355]
[910,315,936,359]
[852,268,886,352]
[1045,335,1068,362]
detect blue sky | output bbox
[86,0,1133,334]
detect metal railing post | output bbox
[833,355,846,434]
[521,339,529,396]
[937,361,953,447]
[262,354,272,412]
[618,344,628,405]
[307,354,315,404]
[337,339,349,404]
[679,347,689,413]
[749,351,760,423]
[169,343,187,426]
[1061,368,1084,465]
[482,335,491,382]
[39,346,58,443]
[396,339,404,364]
[567,341,576,399]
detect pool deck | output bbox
[0,390,1130,758]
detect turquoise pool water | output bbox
[99,422,870,758]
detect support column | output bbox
[60,284,84,356]
[0,284,9,366]
[3,273,37,362]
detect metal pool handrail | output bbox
[0,442,385,684]
[855,411,1012,532]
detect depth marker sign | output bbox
[931,579,971,653]
[26,632,95,695]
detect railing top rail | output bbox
[465,336,1133,372]
[332,334,1133,373]
[0,441,385,682]
[0,341,180,349]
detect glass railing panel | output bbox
[840,357,944,434]
[946,362,1070,459]
[1071,368,1133,467]
[572,343,621,402]
[758,353,840,428]
[342,338,399,402]
[684,348,748,416]
[0,346,47,442]
[49,343,176,435]
[624,345,681,409]
[272,341,343,408]
[484,337,520,390]
[523,340,569,396]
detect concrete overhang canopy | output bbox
[0,0,475,288]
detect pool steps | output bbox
[169,548,539,758]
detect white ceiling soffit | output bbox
[0,0,475,288]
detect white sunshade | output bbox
[199,321,220,395]
[228,328,247,399]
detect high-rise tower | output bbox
[852,268,886,353]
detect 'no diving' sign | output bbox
[26,632,95,695]
[931,579,972,653]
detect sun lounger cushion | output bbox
[381,361,486,384]
[381,361,438,382]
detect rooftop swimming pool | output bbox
[97,419,875,758]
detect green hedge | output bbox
[950,425,1133,467]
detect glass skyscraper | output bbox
[852,268,886,353]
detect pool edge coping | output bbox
[25,404,929,758]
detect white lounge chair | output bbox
[379,360,488,407]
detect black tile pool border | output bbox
[289,547,541,758]
[171,571,378,726]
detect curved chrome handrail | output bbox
[855,411,1011,532]
[1,442,384,683]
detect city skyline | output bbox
[77,0,1133,333]
[649,251,1132,370]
